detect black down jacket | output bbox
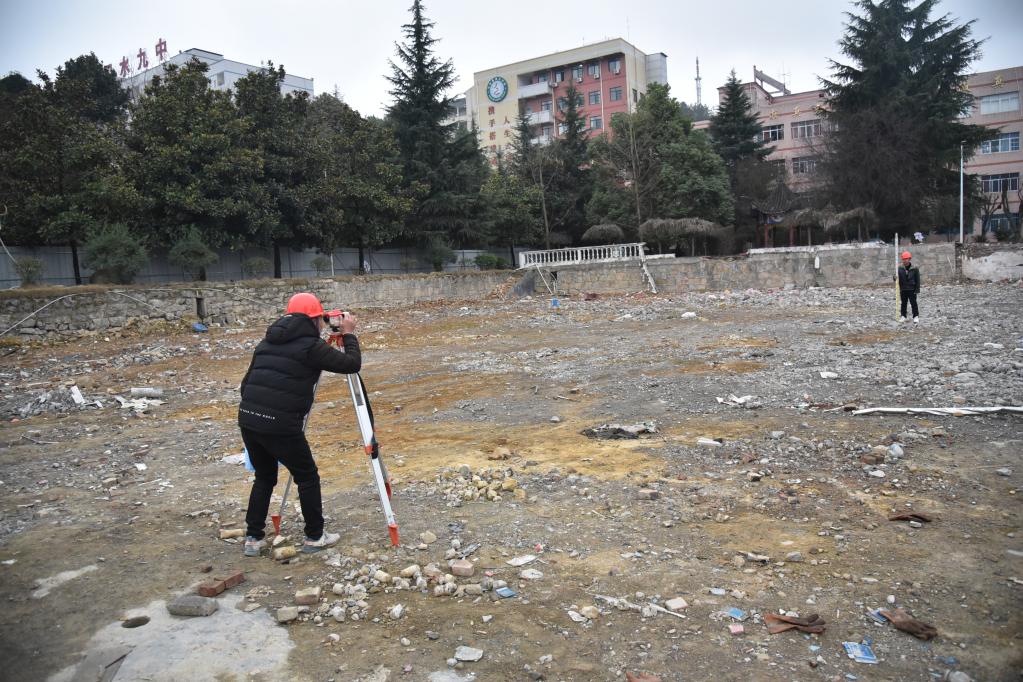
[238,313,360,434]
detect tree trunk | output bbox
[358,242,366,274]
[199,266,208,282]
[508,243,516,266]
[273,243,282,278]
[70,240,82,285]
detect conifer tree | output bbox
[709,70,768,178]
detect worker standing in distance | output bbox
[237,292,360,556]
[896,251,921,323]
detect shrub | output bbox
[241,256,272,279]
[14,257,44,287]
[424,241,455,272]
[474,254,510,270]
[168,228,218,280]
[311,255,333,277]
[83,224,147,284]
[581,223,625,244]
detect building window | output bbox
[791,119,821,139]
[792,156,817,175]
[541,125,552,139]
[587,63,600,78]
[541,99,553,112]
[554,70,564,83]
[588,90,601,105]
[981,172,1020,193]
[762,124,784,142]
[608,58,621,74]
[216,72,225,86]
[609,86,623,101]
[986,213,1021,232]
[572,66,583,82]
[590,116,603,130]
[979,92,1020,115]
[632,88,639,103]
[558,122,568,135]
[575,94,584,107]
[557,97,567,111]
[537,73,548,83]
[980,131,1020,153]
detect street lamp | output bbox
[959,142,964,243]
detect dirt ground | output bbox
[0,282,1021,682]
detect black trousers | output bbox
[900,291,919,318]
[241,428,323,540]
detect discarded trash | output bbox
[853,406,1023,417]
[766,612,827,634]
[625,673,662,682]
[878,608,938,641]
[843,641,878,664]
[567,610,587,623]
[114,396,165,412]
[717,394,759,408]
[725,607,748,621]
[681,311,697,319]
[888,512,933,524]
[506,555,536,567]
[582,422,658,439]
[69,385,85,405]
[130,387,164,398]
[728,623,745,635]
[698,437,723,447]
[709,588,727,596]
[866,608,888,624]
[221,453,246,465]
[819,371,839,379]
[494,587,517,599]
[192,322,208,333]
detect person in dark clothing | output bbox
[896,251,921,323]
[238,292,360,556]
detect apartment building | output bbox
[120,48,314,101]
[697,66,1022,234]
[451,38,667,163]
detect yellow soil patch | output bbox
[697,336,778,351]
[668,359,767,375]
[830,331,898,346]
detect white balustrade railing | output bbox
[518,243,647,268]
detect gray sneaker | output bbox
[302,531,340,553]
[244,536,265,557]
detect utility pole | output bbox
[695,57,703,107]
[958,142,965,243]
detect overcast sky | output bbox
[2,0,1020,117]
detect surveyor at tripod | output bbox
[237,292,360,556]
[895,251,921,323]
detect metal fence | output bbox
[0,245,526,288]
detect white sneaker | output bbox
[302,531,340,553]
[244,536,265,557]
[900,316,907,323]
[913,317,919,324]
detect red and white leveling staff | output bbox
[272,309,400,547]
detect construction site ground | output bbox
[0,282,1020,682]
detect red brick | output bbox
[197,580,226,597]
[217,571,246,589]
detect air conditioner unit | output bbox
[593,72,600,79]
[575,77,583,83]
[613,68,620,75]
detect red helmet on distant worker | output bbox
[286,292,324,317]
[901,251,912,260]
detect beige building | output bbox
[449,38,667,164]
[697,65,1022,235]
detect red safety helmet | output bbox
[901,251,912,260]
[285,292,324,318]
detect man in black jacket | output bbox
[897,251,921,323]
[238,292,360,556]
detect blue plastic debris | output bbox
[867,608,889,624]
[843,641,879,664]
[725,607,748,621]
[495,587,517,599]
[551,297,560,308]
[192,322,208,333]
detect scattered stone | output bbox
[389,604,406,620]
[454,646,484,662]
[580,605,600,620]
[665,597,688,611]
[167,595,218,617]
[273,546,297,561]
[293,586,320,605]
[550,416,561,423]
[519,568,544,581]
[637,488,661,500]
[276,606,300,623]
[450,559,474,577]
[218,528,244,540]
[420,531,438,544]
[785,552,804,563]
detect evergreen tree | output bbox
[709,70,768,178]
[548,84,592,243]
[680,100,712,122]
[386,0,486,247]
[0,57,136,283]
[235,64,311,277]
[125,60,266,253]
[820,0,991,236]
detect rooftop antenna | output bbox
[695,56,703,106]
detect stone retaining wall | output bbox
[551,243,959,295]
[0,271,515,337]
[961,243,1023,282]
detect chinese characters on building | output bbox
[113,38,169,77]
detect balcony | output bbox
[530,136,554,147]
[518,81,553,99]
[527,110,553,125]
